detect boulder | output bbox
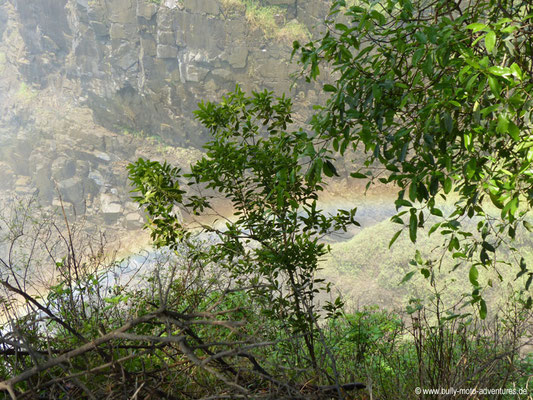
[211,68,232,80]
[0,162,14,189]
[124,212,144,229]
[183,63,209,82]
[90,21,109,37]
[100,193,123,223]
[57,176,86,214]
[88,169,105,186]
[51,157,77,181]
[140,36,157,56]
[106,0,136,24]
[110,23,129,40]
[33,164,54,202]
[156,8,175,31]
[265,0,296,5]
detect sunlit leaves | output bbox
[484,30,496,53]
[297,0,533,313]
[130,86,359,341]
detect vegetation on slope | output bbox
[322,215,533,310]
[220,0,310,43]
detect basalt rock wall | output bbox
[7,0,329,146]
[0,0,331,233]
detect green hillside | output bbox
[321,214,533,312]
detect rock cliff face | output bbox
[0,0,330,235]
[7,0,329,145]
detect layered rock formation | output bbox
[5,0,329,144]
[0,0,330,236]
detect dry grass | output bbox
[220,0,246,15]
[277,19,310,44]
[245,0,281,38]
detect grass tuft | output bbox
[220,0,246,15]
[245,0,282,38]
[277,19,310,44]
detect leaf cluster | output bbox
[295,0,533,313]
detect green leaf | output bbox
[485,30,496,53]
[467,23,488,32]
[415,250,423,264]
[465,159,477,179]
[510,63,523,80]
[409,181,418,202]
[400,270,416,284]
[488,66,511,77]
[350,172,367,179]
[523,221,533,232]
[488,76,500,97]
[480,248,490,264]
[526,274,533,290]
[389,229,402,248]
[443,177,452,194]
[443,112,453,133]
[497,114,509,134]
[409,211,417,243]
[428,222,441,236]
[489,192,504,209]
[482,241,495,252]
[323,160,339,177]
[323,84,337,92]
[463,132,473,150]
[508,121,520,141]
[430,207,443,217]
[469,265,479,286]
[509,196,519,216]
[412,48,424,65]
[335,23,348,31]
[479,298,487,319]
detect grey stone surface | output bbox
[140,36,157,56]
[222,46,248,68]
[157,31,175,45]
[124,212,144,229]
[211,68,232,80]
[100,192,123,223]
[58,177,85,213]
[157,8,175,30]
[52,157,77,181]
[156,44,178,59]
[183,0,220,15]
[136,0,157,19]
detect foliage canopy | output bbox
[295,0,533,311]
